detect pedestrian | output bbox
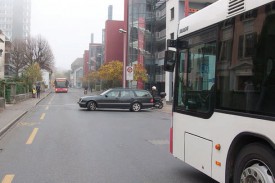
[84,86,88,94]
[36,83,41,98]
[32,87,36,98]
[151,86,158,98]
[151,86,158,103]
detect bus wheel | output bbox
[131,102,141,112]
[233,143,275,183]
[87,101,96,111]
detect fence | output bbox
[0,80,30,106]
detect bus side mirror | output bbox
[164,50,176,72]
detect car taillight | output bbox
[150,98,153,103]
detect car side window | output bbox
[121,91,135,98]
[107,91,120,97]
[135,91,151,97]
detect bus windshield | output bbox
[54,78,69,93]
[55,81,67,88]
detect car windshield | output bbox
[100,89,112,96]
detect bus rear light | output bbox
[170,127,173,154]
[215,144,221,151]
[215,161,221,166]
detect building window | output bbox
[238,32,257,58]
[170,32,174,40]
[170,7,174,20]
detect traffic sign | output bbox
[126,66,133,80]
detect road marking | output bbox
[17,122,37,127]
[40,113,46,120]
[26,128,39,145]
[48,95,55,105]
[45,106,49,110]
[2,174,14,183]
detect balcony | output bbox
[155,51,165,60]
[156,8,166,26]
[156,9,166,20]
[156,29,166,41]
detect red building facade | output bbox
[104,20,124,63]
[83,50,89,77]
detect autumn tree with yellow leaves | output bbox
[81,71,100,89]
[95,61,148,89]
[22,63,42,90]
[98,60,123,88]
[133,63,148,82]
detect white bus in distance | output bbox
[164,0,275,182]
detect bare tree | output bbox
[24,35,54,72]
[10,39,26,77]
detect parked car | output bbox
[78,88,154,112]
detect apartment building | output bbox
[0,0,31,40]
[0,30,12,79]
[71,58,83,88]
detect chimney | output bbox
[91,33,94,43]
[108,5,113,20]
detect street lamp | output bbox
[119,28,127,34]
[119,28,127,88]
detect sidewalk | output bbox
[160,103,172,114]
[0,90,51,137]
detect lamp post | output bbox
[87,61,90,92]
[119,28,127,88]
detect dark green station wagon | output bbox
[78,88,154,112]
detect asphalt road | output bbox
[0,88,218,183]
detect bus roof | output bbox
[178,0,273,38]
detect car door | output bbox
[97,90,120,108]
[134,90,154,108]
[119,90,135,108]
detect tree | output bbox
[24,35,54,72]
[98,60,123,88]
[88,71,100,88]
[10,39,26,77]
[81,71,99,89]
[133,63,148,82]
[23,63,42,88]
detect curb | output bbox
[0,91,51,137]
[0,111,27,137]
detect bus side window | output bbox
[254,14,275,115]
[184,42,216,114]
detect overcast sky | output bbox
[31,0,124,70]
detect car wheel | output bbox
[233,143,275,183]
[131,102,141,112]
[87,101,96,111]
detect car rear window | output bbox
[135,90,152,97]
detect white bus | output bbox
[164,0,275,182]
